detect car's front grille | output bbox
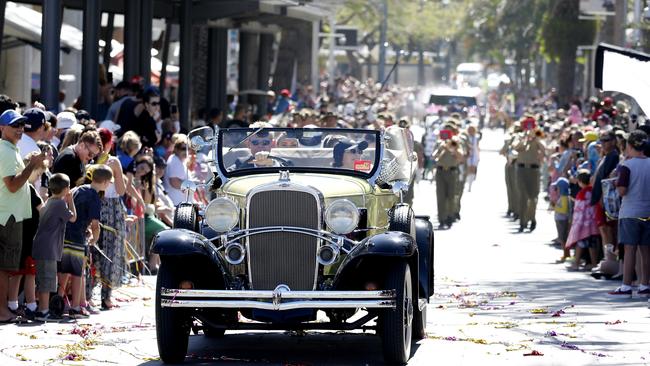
[247,189,320,290]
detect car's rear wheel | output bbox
[380,261,413,364]
[173,203,199,232]
[156,262,191,363]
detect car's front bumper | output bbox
[160,288,396,311]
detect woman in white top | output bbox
[164,136,190,206]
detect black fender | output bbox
[415,216,435,301]
[332,231,418,297]
[151,229,233,286]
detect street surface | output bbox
[1,129,649,365]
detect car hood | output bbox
[221,173,373,200]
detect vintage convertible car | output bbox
[152,126,434,364]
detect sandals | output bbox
[0,315,18,324]
[101,299,119,310]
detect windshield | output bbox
[428,95,477,106]
[217,128,382,178]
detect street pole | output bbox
[613,0,627,46]
[327,12,336,93]
[633,0,642,48]
[377,0,387,82]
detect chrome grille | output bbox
[247,189,320,290]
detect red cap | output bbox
[280,89,291,97]
[603,97,613,105]
[522,117,536,130]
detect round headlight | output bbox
[204,197,239,233]
[325,199,359,234]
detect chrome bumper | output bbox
[160,288,396,310]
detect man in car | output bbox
[231,122,279,169]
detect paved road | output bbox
[1,129,649,365]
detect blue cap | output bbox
[0,109,27,127]
[552,177,570,196]
[22,108,46,132]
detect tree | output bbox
[336,0,469,82]
[538,0,596,105]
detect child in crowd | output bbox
[7,152,46,318]
[31,173,76,321]
[551,177,571,263]
[57,165,112,318]
[566,169,601,271]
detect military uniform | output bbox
[500,128,520,218]
[513,131,546,232]
[433,137,462,228]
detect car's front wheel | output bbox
[156,262,191,363]
[380,261,413,364]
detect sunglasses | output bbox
[84,142,100,158]
[176,145,187,150]
[149,101,160,106]
[345,148,363,154]
[8,122,25,128]
[250,140,271,146]
[599,138,613,143]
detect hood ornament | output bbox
[279,170,290,184]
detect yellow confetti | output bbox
[530,308,548,314]
[29,335,37,339]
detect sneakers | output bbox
[608,286,633,297]
[68,307,90,319]
[637,287,650,297]
[82,304,101,315]
[23,307,36,321]
[34,311,63,322]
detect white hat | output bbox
[56,111,77,129]
[98,120,121,133]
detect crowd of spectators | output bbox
[0,79,197,322]
[509,92,650,301]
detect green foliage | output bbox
[538,0,596,61]
[337,0,470,53]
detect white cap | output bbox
[98,120,121,133]
[56,111,77,129]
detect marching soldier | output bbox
[432,123,464,229]
[512,117,546,232]
[500,122,521,219]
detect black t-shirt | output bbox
[116,98,138,136]
[133,110,158,148]
[65,185,101,246]
[53,146,84,187]
[591,150,619,205]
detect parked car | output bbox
[152,126,435,364]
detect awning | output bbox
[3,1,83,52]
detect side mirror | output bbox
[188,126,214,151]
[181,180,197,193]
[190,135,208,150]
[391,180,409,204]
[391,180,409,195]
